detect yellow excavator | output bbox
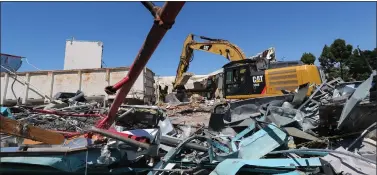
[168,33,253,102]
[172,33,249,90]
[166,33,323,102]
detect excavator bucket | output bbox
[165,92,182,105]
[165,72,193,104]
[165,91,190,104]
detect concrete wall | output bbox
[64,40,103,70]
[0,67,155,105]
[155,68,224,94]
[154,75,208,94]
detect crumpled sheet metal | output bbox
[109,128,162,160]
[228,94,294,111]
[266,106,298,127]
[211,84,325,133]
[319,102,377,135]
[226,104,260,123]
[1,156,82,172]
[0,147,108,173]
[209,158,323,175]
[0,107,15,119]
[238,124,288,160]
[338,70,377,129]
[332,82,361,98]
[148,135,208,175]
[291,82,310,107]
[322,147,376,175]
[356,138,377,162]
[207,124,288,162]
[265,105,319,133]
[209,95,293,131]
[230,122,257,152]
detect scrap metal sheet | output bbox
[238,124,288,160]
[209,158,323,175]
[338,71,376,129]
[322,147,376,175]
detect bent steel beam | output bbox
[98,2,185,129]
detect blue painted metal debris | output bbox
[0,54,23,73]
[0,107,15,119]
[209,158,323,175]
[238,124,288,159]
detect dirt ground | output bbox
[161,103,213,126]
[169,112,211,126]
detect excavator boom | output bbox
[173,34,247,89]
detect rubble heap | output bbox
[1,71,376,175]
[1,2,376,174]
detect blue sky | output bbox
[1,2,376,76]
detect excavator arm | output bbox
[173,34,247,90]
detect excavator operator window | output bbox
[226,71,233,84]
[225,68,242,95]
[233,69,239,82]
[240,68,246,83]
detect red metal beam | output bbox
[97,2,185,129]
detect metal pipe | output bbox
[89,127,151,149]
[68,91,85,103]
[346,122,377,151]
[141,1,158,18]
[160,135,207,152]
[98,1,185,129]
[116,108,134,121]
[104,2,184,94]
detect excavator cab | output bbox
[223,59,266,98]
[223,59,324,99]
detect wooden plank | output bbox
[0,115,65,145]
[22,139,43,145]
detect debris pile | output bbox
[1,2,376,174]
[1,71,376,175]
